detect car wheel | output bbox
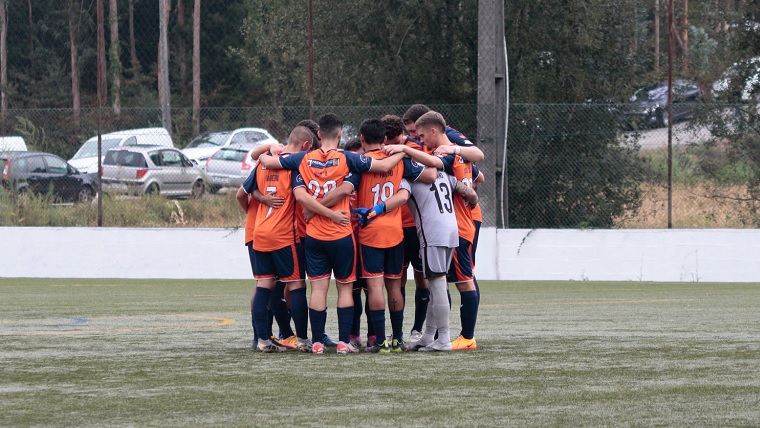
[145,182,160,196]
[77,186,95,203]
[659,110,669,127]
[191,180,205,199]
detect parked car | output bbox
[623,79,704,128]
[181,128,278,166]
[202,142,262,193]
[0,136,28,152]
[712,57,760,102]
[1,151,96,203]
[101,146,205,198]
[69,127,174,174]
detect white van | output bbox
[0,136,28,152]
[69,127,174,174]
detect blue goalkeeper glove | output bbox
[353,202,386,228]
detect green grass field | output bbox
[1,279,759,427]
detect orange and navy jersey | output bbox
[400,136,425,227]
[439,153,476,243]
[279,148,372,241]
[241,169,260,245]
[355,149,425,248]
[248,155,300,252]
[446,126,483,222]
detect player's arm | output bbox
[250,143,284,161]
[235,187,250,212]
[453,181,479,207]
[414,166,437,184]
[252,189,285,208]
[257,154,282,170]
[367,152,405,173]
[302,181,354,221]
[294,187,349,226]
[434,144,484,162]
[385,144,444,169]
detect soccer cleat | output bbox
[366,335,377,348]
[391,338,407,353]
[311,342,325,355]
[405,334,434,351]
[418,340,453,352]
[323,334,339,347]
[408,330,422,345]
[364,339,391,354]
[349,334,363,349]
[450,335,478,351]
[336,341,360,354]
[256,340,288,353]
[275,335,298,351]
[297,338,313,353]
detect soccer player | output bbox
[382,114,431,342]
[258,113,406,354]
[391,167,478,351]
[247,126,314,352]
[386,111,481,351]
[352,118,435,353]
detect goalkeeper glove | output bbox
[353,202,386,227]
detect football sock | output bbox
[365,296,375,336]
[447,288,452,310]
[428,276,450,342]
[336,306,354,344]
[389,309,404,341]
[459,290,479,340]
[412,287,430,332]
[250,306,257,342]
[252,287,272,341]
[369,309,386,345]
[270,282,294,338]
[289,288,309,340]
[422,292,437,340]
[351,289,363,336]
[309,308,327,345]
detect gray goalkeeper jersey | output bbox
[405,170,459,248]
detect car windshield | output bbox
[211,148,249,162]
[184,132,231,149]
[72,138,122,159]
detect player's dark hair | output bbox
[381,114,405,140]
[288,126,314,148]
[297,119,321,150]
[343,136,362,153]
[402,104,430,124]
[360,118,386,145]
[317,113,343,140]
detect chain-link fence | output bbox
[2,102,759,228]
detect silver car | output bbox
[202,142,261,193]
[101,145,206,198]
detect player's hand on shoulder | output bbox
[261,191,285,208]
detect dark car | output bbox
[624,79,704,129]
[1,151,97,203]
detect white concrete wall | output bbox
[1,227,759,282]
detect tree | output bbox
[1,0,7,127]
[192,0,200,136]
[67,0,80,129]
[158,0,171,131]
[96,0,107,108]
[108,0,121,114]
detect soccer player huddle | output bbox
[236,104,483,354]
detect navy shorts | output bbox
[353,237,367,290]
[360,242,404,279]
[253,242,305,282]
[402,226,423,272]
[472,220,481,267]
[246,241,256,276]
[446,236,474,284]
[304,234,356,283]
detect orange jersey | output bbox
[244,197,259,245]
[251,158,299,251]
[471,203,483,222]
[440,153,476,243]
[355,149,424,248]
[279,148,372,241]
